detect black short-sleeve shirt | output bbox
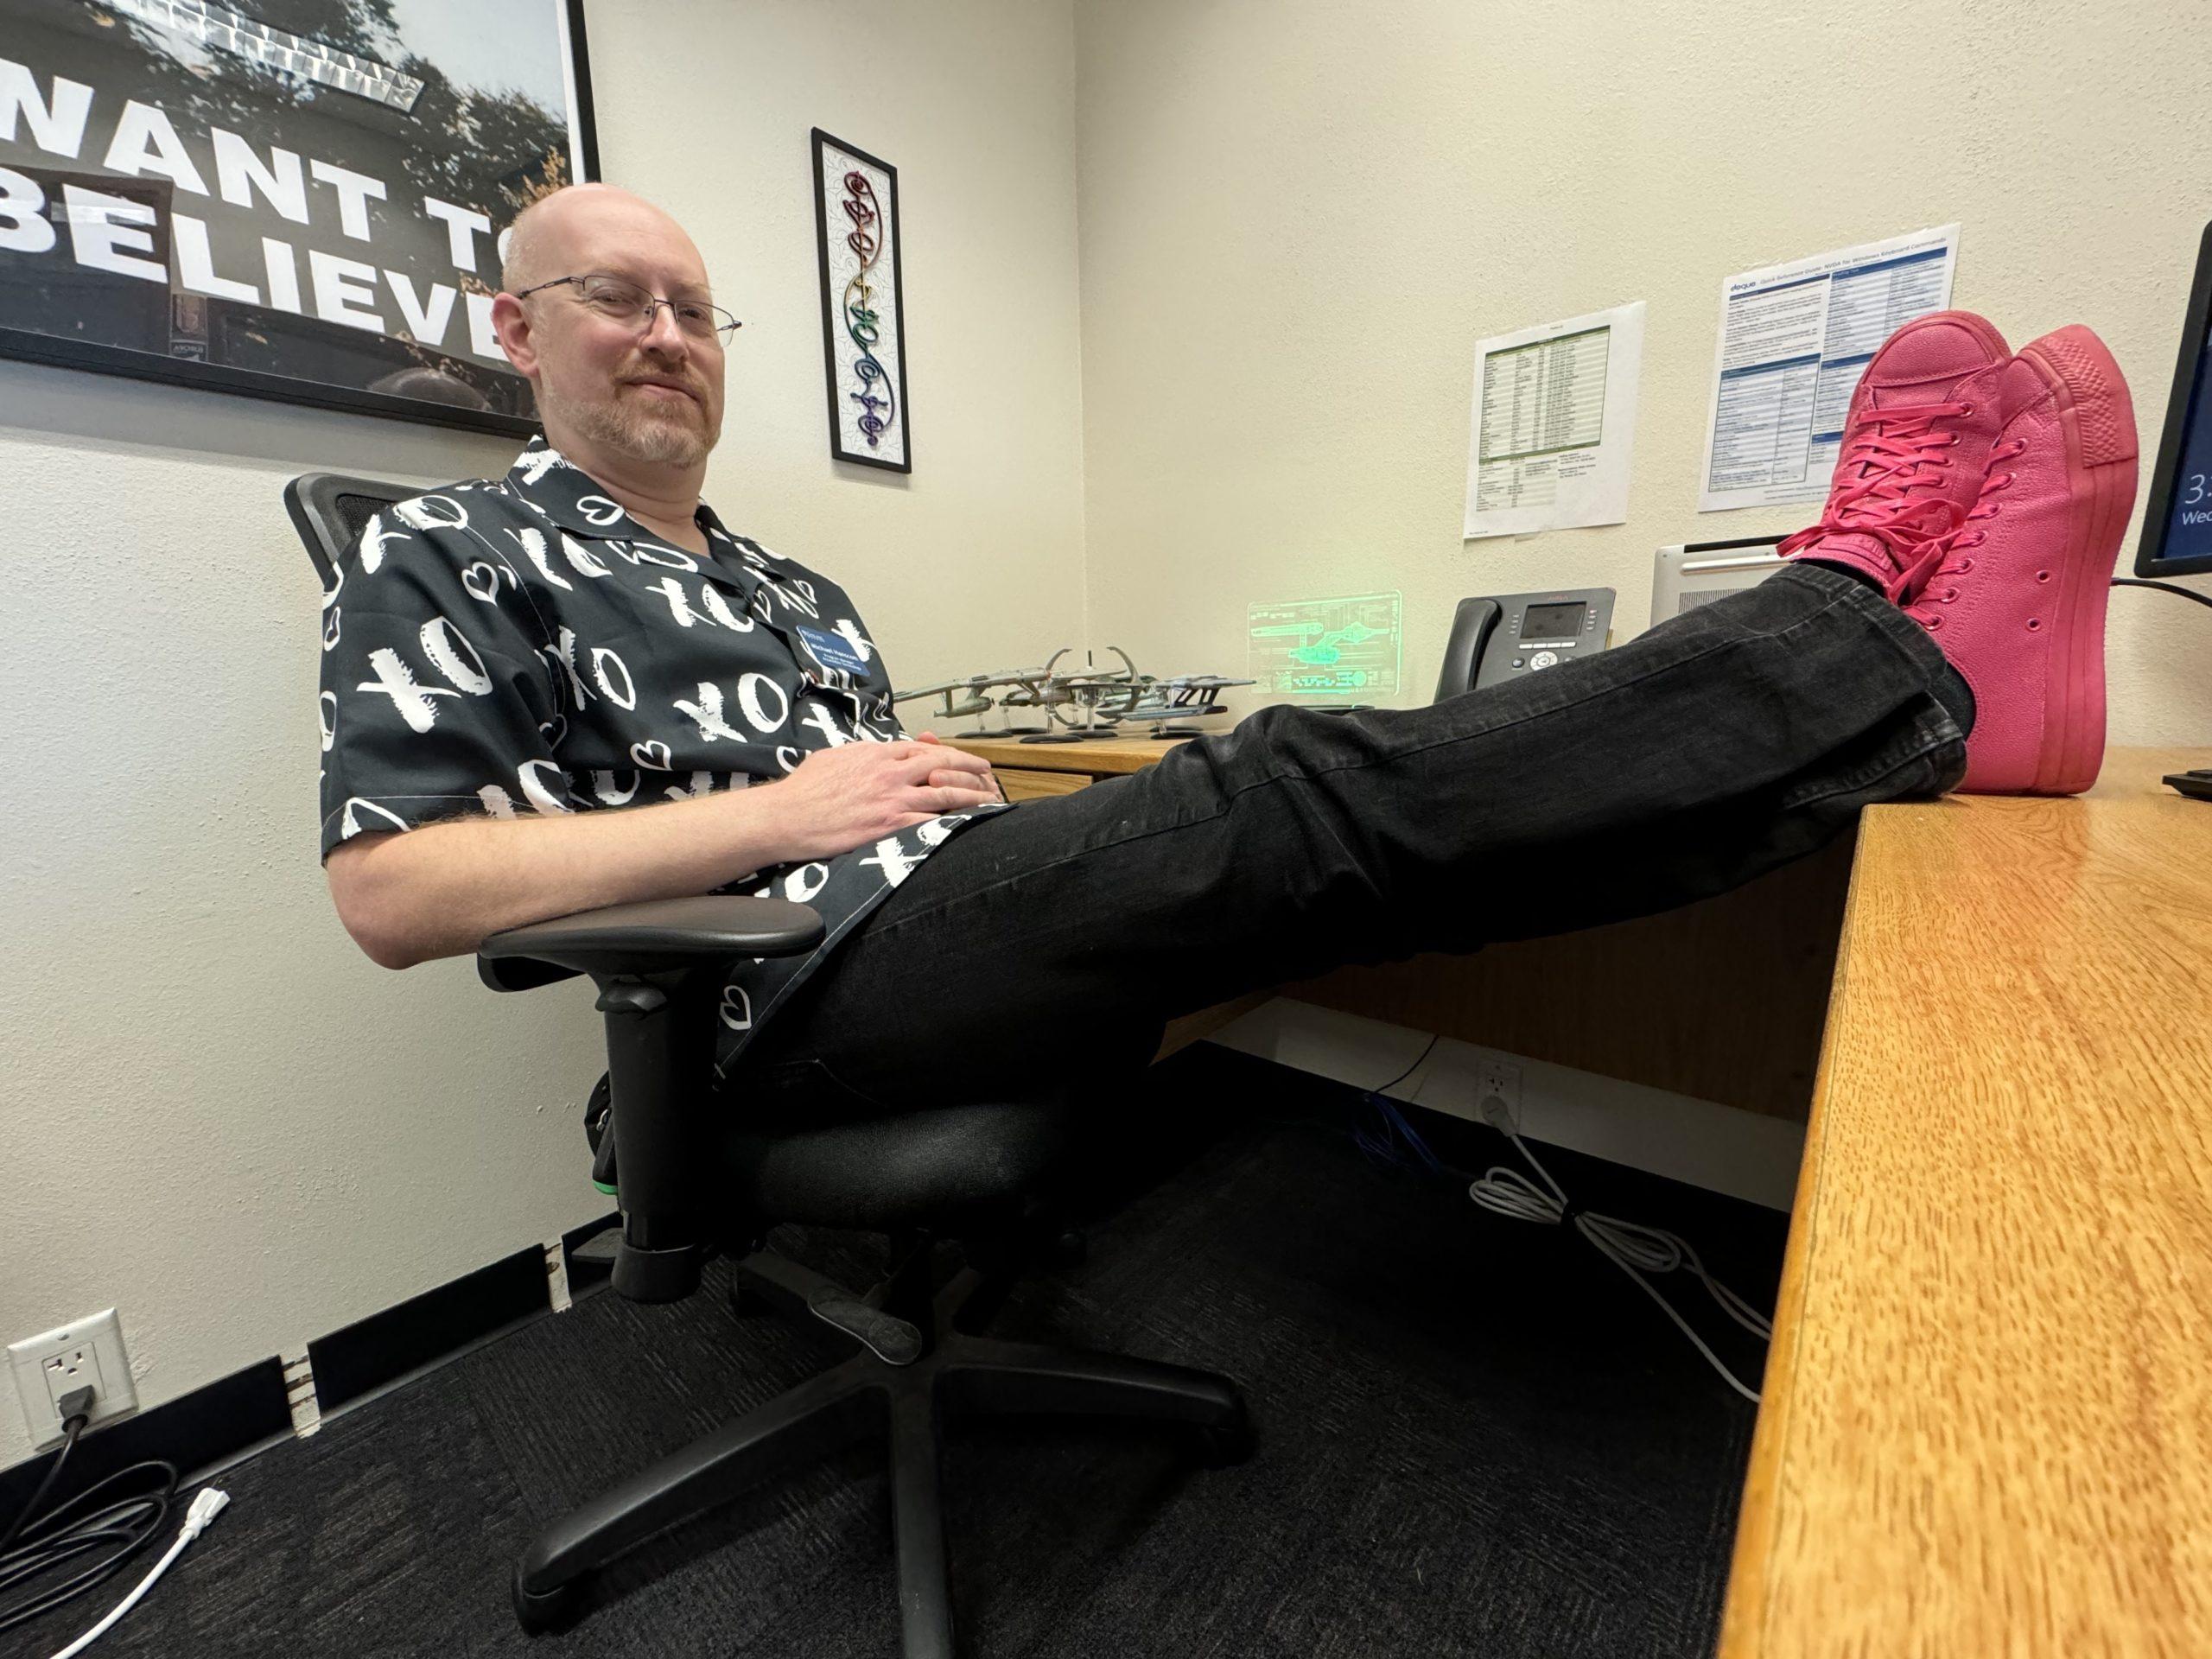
[316,437,1007,1076]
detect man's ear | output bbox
[489,292,537,378]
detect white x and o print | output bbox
[316,437,1009,1075]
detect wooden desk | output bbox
[1721,745,2212,1657]
[959,731,2212,1654]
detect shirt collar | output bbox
[502,435,716,549]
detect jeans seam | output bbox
[1781,719,1961,810]
[861,591,1868,940]
[815,1055,900,1111]
[728,1055,901,1111]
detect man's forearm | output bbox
[326,785,793,969]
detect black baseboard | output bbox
[308,1245,551,1417]
[561,1211,623,1300]
[3,1217,619,1502]
[0,1355,291,1518]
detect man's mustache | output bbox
[618,368,709,404]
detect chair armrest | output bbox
[477,894,825,984]
[477,895,827,1301]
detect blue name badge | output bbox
[798,625,871,677]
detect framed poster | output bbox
[0,0,598,435]
[811,127,909,472]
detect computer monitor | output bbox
[2135,219,2212,579]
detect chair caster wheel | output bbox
[1194,1411,1255,1469]
[512,1567,584,1635]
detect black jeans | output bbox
[739,565,1967,1114]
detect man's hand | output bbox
[760,737,1001,864]
[913,731,1006,801]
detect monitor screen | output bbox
[2138,220,2212,577]
[2153,332,2212,564]
[1520,601,1586,643]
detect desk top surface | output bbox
[944,732,1190,773]
[1721,747,2212,1657]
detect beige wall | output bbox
[0,0,1085,1475]
[1073,0,2212,739]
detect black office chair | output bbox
[286,473,1249,1656]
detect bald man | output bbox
[322,186,1009,1095]
[319,184,2130,1125]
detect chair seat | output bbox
[721,1102,1077,1230]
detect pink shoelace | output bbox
[1777,402,1974,584]
[1900,439,2027,632]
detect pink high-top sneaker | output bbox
[1777,310,2016,595]
[1902,327,2138,794]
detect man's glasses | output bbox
[513,273,742,344]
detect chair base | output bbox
[512,1243,1249,1656]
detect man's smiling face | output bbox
[496,186,727,470]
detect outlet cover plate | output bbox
[10,1308,137,1448]
[1475,1053,1525,1133]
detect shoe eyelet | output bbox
[1957,558,1975,572]
[1923,613,1943,630]
[1961,404,1975,416]
[2036,570,2051,582]
[2026,619,2043,632]
[1944,587,1959,601]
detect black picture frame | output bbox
[0,0,600,437]
[2134,219,2212,579]
[811,127,912,473]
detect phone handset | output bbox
[1433,599,1501,701]
[1433,588,1617,700]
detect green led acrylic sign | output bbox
[1247,591,1402,698]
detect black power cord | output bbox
[0,1394,93,1557]
[0,1391,180,1642]
[2111,575,2212,611]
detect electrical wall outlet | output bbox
[10,1309,137,1449]
[1476,1054,1524,1134]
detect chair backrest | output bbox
[283,472,416,587]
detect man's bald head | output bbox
[488,182,726,474]
[500,182,705,296]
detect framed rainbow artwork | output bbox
[810,128,911,472]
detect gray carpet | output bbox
[61,1048,1779,1657]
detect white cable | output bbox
[45,1488,229,1659]
[1468,1105,1773,1403]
